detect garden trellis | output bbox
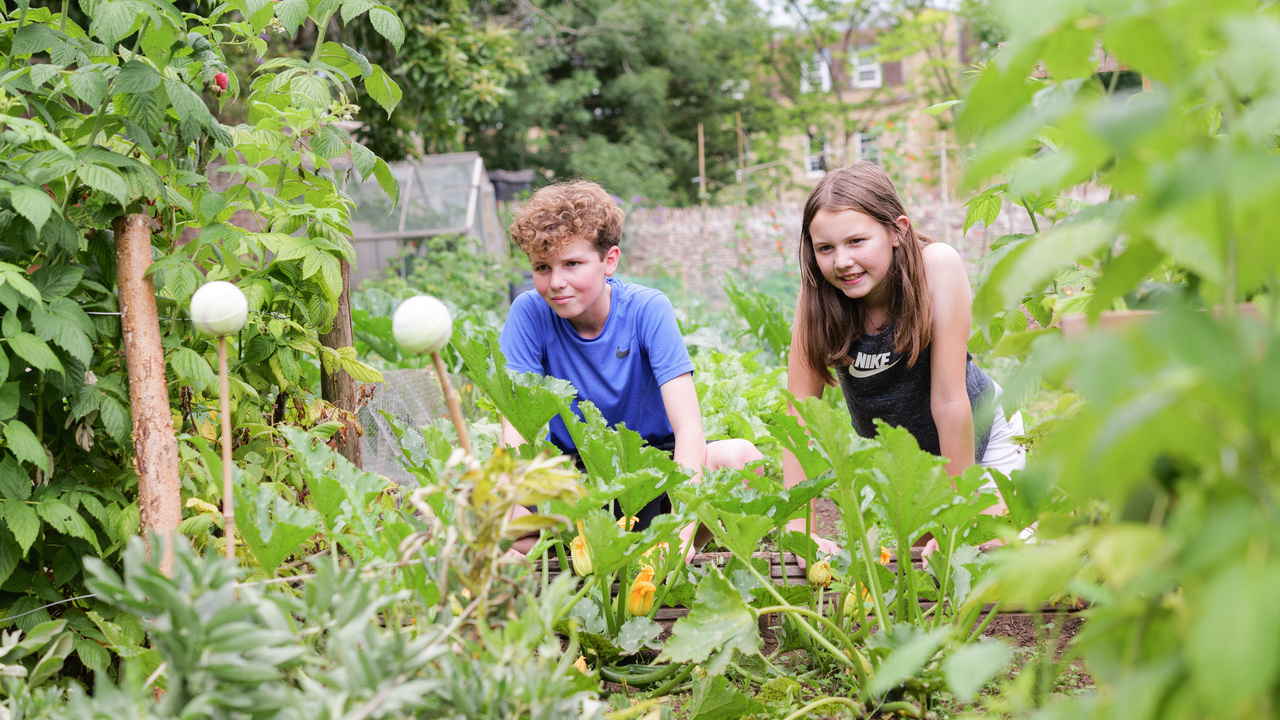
[344,151,506,287]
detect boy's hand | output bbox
[783,516,841,571]
[678,520,713,563]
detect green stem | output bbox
[640,663,694,699]
[549,580,595,631]
[753,600,869,686]
[554,621,581,677]
[309,10,336,63]
[779,697,860,720]
[4,4,28,71]
[1021,199,1041,234]
[849,491,891,634]
[598,575,618,637]
[932,531,960,631]
[965,601,1001,643]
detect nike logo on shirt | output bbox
[616,347,630,359]
[846,351,899,378]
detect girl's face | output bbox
[808,208,908,308]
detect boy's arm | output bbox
[659,372,710,561]
[499,417,527,449]
[658,372,707,473]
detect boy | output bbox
[499,181,760,547]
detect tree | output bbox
[342,0,529,161]
[0,0,400,661]
[462,0,782,206]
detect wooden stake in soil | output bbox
[189,281,249,561]
[217,337,236,560]
[114,214,181,575]
[432,351,472,456]
[391,295,471,455]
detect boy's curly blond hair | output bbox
[509,181,624,258]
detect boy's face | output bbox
[528,236,620,331]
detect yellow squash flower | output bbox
[879,546,892,565]
[807,560,832,588]
[573,655,588,674]
[570,521,593,576]
[627,565,657,616]
[617,515,639,531]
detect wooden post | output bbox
[736,112,746,203]
[319,259,362,467]
[697,122,707,205]
[217,337,236,560]
[113,214,181,575]
[431,351,472,455]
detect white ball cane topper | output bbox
[189,281,248,337]
[392,295,453,355]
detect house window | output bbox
[855,131,879,165]
[850,53,882,90]
[800,50,832,94]
[805,133,831,177]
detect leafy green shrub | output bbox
[951,0,1280,715]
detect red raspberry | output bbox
[214,72,228,91]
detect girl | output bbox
[782,162,1026,556]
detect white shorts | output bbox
[979,384,1026,485]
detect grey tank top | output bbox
[836,323,994,460]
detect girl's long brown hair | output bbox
[796,162,934,386]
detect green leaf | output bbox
[368,7,403,49]
[963,186,1004,237]
[37,500,99,551]
[579,509,646,578]
[68,68,109,107]
[8,185,56,233]
[685,674,767,720]
[616,617,663,654]
[865,422,953,542]
[350,141,376,180]
[371,156,399,208]
[0,265,43,304]
[113,58,161,94]
[310,124,349,160]
[32,266,85,301]
[868,625,948,696]
[658,568,761,675]
[1188,562,1280,712]
[973,219,1116,323]
[73,637,110,672]
[4,498,40,555]
[235,483,320,571]
[342,44,373,78]
[8,333,62,373]
[455,330,575,448]
[290,74,331,112]
[0,383,17,421]
[363,65,402,116]
[275,0,308,33]
[99,397,130,443]
[943,640,1013,702]
[692,506,774,563]
[0,456,29,500]
[77,164,128,208]
[0,526,17,588]
[340,0,374,23]
[198,191,226,222]
[11,24,55,55]
[163,78,212,130]
[169,346,217,395]
[90,0,139,47]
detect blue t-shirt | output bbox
[499,278,694,453]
